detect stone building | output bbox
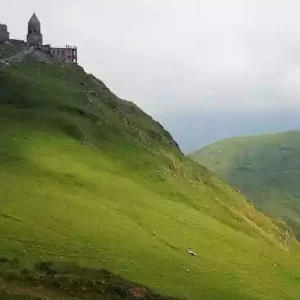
[0,23,9,42]
[50,46,78,63]
[27,13,43,47]
[26,13,77,63]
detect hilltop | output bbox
[2,45,300,299]
[189,130,300,238]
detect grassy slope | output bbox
[1,49,300,299]
[189,131,300,238]
[0,43,23,59]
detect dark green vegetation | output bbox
[189,131,300,239]
[0,258,179,299]
[0,43,22,59]
[2,45,300,299]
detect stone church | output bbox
[27,13,78,64]
[0,13,77,64]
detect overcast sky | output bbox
[1,0,300,151]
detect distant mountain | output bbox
[160,110,300,153]
[189,130,300,238]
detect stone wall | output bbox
[50,46,78,63]
[41,44,51,53]
[0,24,9,42]
[10,39,26,46]
[27,31,43,47]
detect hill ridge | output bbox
[1,44,300,299]
[189,129,300,239]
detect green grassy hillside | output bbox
[189,131,300,239]
[1,47,300,299]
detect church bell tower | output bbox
[27,13,43,47]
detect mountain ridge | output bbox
[189,129,300,239]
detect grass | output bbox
[189,131,300,239]
[0,43,23,60]
[1,51,300,299]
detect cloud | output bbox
[2,0,300,116]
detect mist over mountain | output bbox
[160,108,300,153]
